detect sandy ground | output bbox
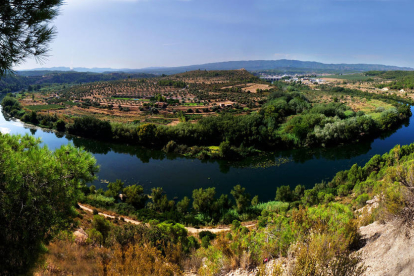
[78,203,255,234]
[359,219,414,276]
[241,83,271,93]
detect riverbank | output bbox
[2,93,414,202]
[2,91,412,163]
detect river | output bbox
[1,95,413,201]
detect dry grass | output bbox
[35,237,105,276]
[241,83,271,93]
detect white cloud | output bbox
[0,127,11,134]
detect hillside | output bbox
[0,71,156,93]
[21,59,414,75]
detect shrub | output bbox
[275,185,292,202]
[231,220,241,231]
[199,231,216,241]
[355,194,369,208]
[338,185,350,196]
[56,119,66,132]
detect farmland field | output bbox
[18,69,270,125]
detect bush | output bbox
[55,119,66,132]
[231,220,241,231]
[338,185,350,196]
[199,231,216,241]
[355,194,370,208]
[68,116,112,139]
[275,185,292,202]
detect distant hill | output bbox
[23,60,413,75]
[0,71,156,93]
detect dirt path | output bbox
[78,203,255,234]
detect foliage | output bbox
[123,184,148,209]
[68,116,112,140]
[0,0,63,75]
[230,185,251,212]
[192,187,216,215]
[0,134,97,274]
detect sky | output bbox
[15,0,414,70]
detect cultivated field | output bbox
[19,70,271,124]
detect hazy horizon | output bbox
[16,58,414,72]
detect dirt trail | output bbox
[78,203,255,234]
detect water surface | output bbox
[1,94,413,201]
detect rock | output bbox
[73,228,88,244]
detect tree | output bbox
[92,215,111,244]
[176,196,190,214]
[293,184,306,201]
[150,187,174,212]
[0,134,98,274]
[56,119,66,132]
[230,185,251,212]
[251,195,259,206]
[105,179,124,198]
[219,140,231,158]
[123,184,148,209]
[192,187,216,214]
[0,0,63,75]
[276,185,292,202]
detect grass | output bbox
[182,103,203,106]
[208,146,220,154]
[64,101,78,106]
[253,201,289,212]
[357,99,394,115]
[144,118,172,125]
[25,104,66,111]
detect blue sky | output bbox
[16,0,414,70]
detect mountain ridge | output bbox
[20,59,414,75]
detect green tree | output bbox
[348,164,364,185]
[275,185,292,202]
[219,140,231,158]
[92,215,111,243]
[0,134,97,274]
[106,179,124,198]
[230,185,251,212]
[293,184,306,201]
[56,119,66,132]
[251,195,259,206]
[151,187,174,212]
[123,184,148,209]
[176,196,191,214]
[0,0,63,75]
[89,185,96,194]
[192,187,216,214]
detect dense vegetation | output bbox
[0,133,98,274]
[33,141,414,275]
[366,70,414,90]
[83,181,267,226]
[3,101,414,274]
[3,83,411,160]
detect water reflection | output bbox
[1,92,414,201]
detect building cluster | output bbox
[260,74,327,85]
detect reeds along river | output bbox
[1,94,413,201]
